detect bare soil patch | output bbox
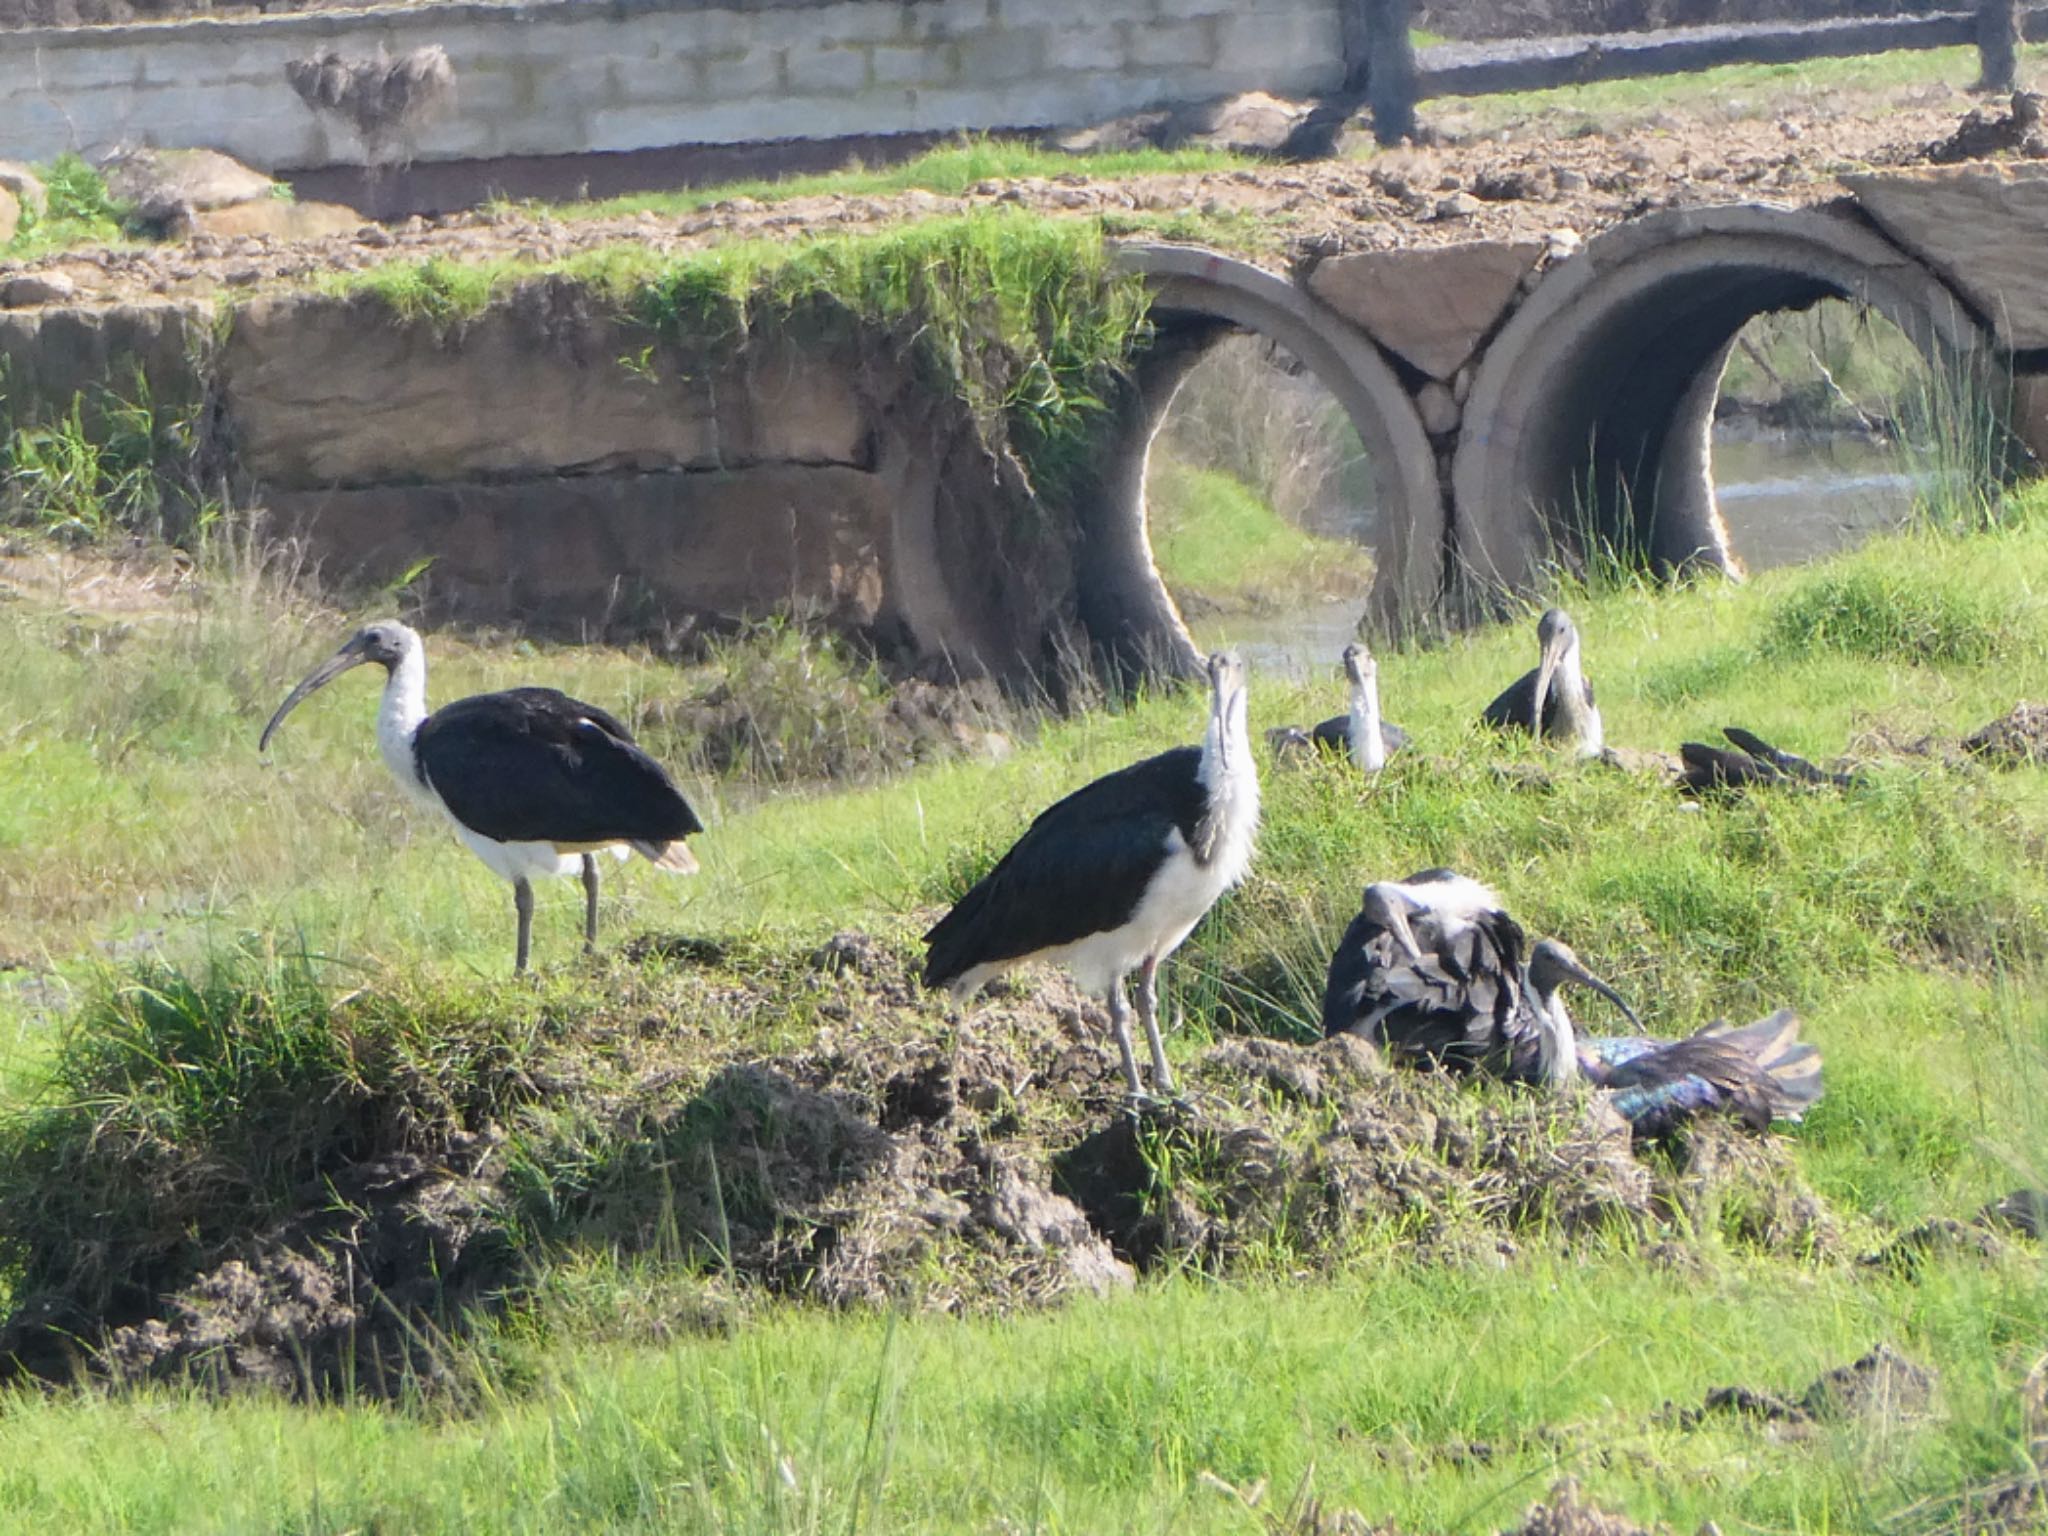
[0,934,1843,1398]
[0,98,2019,313]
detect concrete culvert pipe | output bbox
[1082,244,1443,673]
[1450,204,2001,605]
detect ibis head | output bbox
[1357,880,1427,964]
[1341,641,1376,689]
[1206,649,1249,765]
[1530,607,1578,736]
[260,621,419,752]
[1526,937,1643,1032]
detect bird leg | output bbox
[514,877,535,973]
[1137,956,1177,1096]
[581,854,600,953]
[1106,980,1144,1098]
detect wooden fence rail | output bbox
[1351,0,2046,146]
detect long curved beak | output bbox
[1364,885,1424,963]
[1561,954,1643,1032]
[1531,628,1569,731]
[259,642,371,753]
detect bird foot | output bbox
[1119,1087,1189,1119]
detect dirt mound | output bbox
[0,935,1845,1396]
[1927,92,2048,166]
[1963,702,2048,765]
[1682,1342,1939,1434]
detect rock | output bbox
[1417,379,1460,435]
[0,187,17,247]
[1434,191,1483,219]
[1056,91,1315,159]
[1843,164,2048,350]
[1309,240,1544,379]
[1554,167,1589,193]
[100,147,280,216]
[974,1169,1133,1297]
[0,161,45,219]
[194,199,363,241]
[0,272,77,307]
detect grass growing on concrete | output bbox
[1,153,130,259]
[0,486,2045,1528]
[559,137,1252,223]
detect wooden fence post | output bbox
[1353,0,1417,146]
[1976,0,2022,91]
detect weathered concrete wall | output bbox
[0,0,1345,172]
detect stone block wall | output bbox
[0,0,1346,171]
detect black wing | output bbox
[1324,903,1539,1075]
[414,687,702,846]
[1722,727,1859,788]
[1309,716,1408,757]
[1309,715,1349,752]
[923,746,1206,987]
[1481,666,1541,734]
[1678,740,1782,795]
[1483,669,1586,736]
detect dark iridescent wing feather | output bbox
[922,746,1208,988]
[414,687,702,847]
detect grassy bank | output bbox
[0,488,2045,1528]
[1147,461,1376,613]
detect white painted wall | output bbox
[0,0,1346,170]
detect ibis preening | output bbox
[1270,642,1408,771]
[259,621,703,971]
[923,651,1260,1099]
[1526,940,1824,1138]
[1482,607,1603,756]
[1320,869,1636,1083]
[1321,874,1820,1136]
[1678,727,1862,796]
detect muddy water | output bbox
[1199,429,1924,679]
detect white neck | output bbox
[1536,991,1580,1089]
[376,637,434,805]
[1198,681,1261,877]
[1348,672,1385,773]
[1552,642,1603,756]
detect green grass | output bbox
[0,487,2047,1527]
[1422,43,2020,139]
[1,153,131,259]
[558,138,1250,224]
[332,210,1153,509]
[1147,461,1375,612]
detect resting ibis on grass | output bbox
[1678,726,1862,796]
[1526,940,1823,1137]
[1269,643,1408,770]
[1482,607,1603,756]
[922,651,1259,1100]
[1320,869,1637,1081]
[259,621,703,972]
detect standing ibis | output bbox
[1482,607,1603,756]
[1526,940,1823,1137]
[259,621,703,971]
[923,651,1259,1099]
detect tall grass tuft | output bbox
[0,944,536,1326]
